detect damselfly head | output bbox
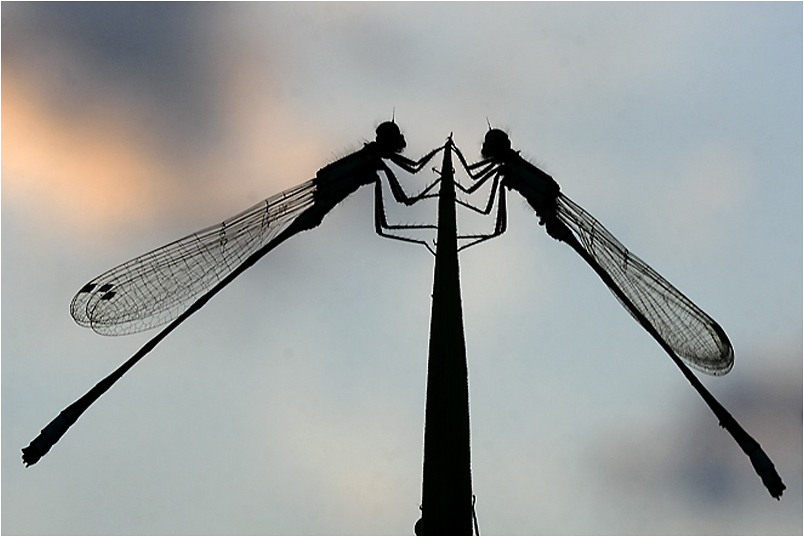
[481,129,511,159]
[375,121,406,155]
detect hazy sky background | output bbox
[3,3,801,535]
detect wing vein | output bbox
[555,193,733,375]
[71,180,316,335]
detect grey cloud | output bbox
[2,2,222,148]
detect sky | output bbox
[2,3,802,535]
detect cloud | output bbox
[591,354,802,533]
[4,4,799,535]
[1,70,174,234]
[2,2,222,143]
[1,3,336,240]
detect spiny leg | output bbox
[450,139,499,183]
[457,181,508,252]
[455,172,501,215]
[380,158,443,207]
[373,179,438,255]
[389,143,445,174]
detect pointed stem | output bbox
[417,140,475,535]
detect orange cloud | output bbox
[2,49,378,244]
[2,71,176,235]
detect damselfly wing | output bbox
[71,181,315,336]
[554,193,733,376]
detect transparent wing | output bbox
[71,180,316,335]
[554,193,734,375]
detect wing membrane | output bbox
[555,193,733,375]
[71,180,316,335]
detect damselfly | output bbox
[22,122,444,466]
[450,131,785,499]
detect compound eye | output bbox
[375,121,406,154]
[481,129,511,159]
